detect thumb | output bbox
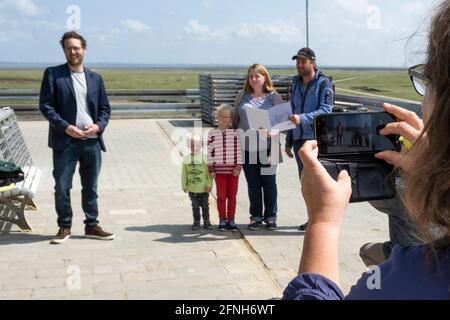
[337,170,352,194]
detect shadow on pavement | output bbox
[126,224,305,245]
[0,233,52,245]
[126,224,242,243]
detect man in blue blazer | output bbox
[39,31,114,244]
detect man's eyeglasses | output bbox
[409,64,427,96]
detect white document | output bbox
[268,102,295,132]
[245,102,295,132]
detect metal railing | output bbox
[0,89,202,119]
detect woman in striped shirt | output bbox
[207,104,243,232]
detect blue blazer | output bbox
[39,63,111,152]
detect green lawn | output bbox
[0,68,421,102]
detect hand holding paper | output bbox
[245,102,295,132]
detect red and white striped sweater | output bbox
[207,128,243,175]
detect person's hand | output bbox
[83,124,101,136]
[268,129,280,138]
[285,147,294,159]
[289,115,301,125]
[375,103,424,171]
[258,128,269,139]
[210,172,216,179]
[232,168,240,177]
[299,140,352,227]
[205,187,212,193]
[65,125,86,139]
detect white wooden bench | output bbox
[0,108,40,231]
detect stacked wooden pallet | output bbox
[199,74,293,125]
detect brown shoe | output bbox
[85,225,115,241]
[50,228,71,245]
[359,242,387,267]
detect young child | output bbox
[182,133,213,230]
[207,104,243,232]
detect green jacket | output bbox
[182,153,213,193]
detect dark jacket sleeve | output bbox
[285,78,297,149]
[232,91,245,129]
[283,273,345,300]
[96,76,111,132]
[39,68,71,135]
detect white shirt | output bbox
[71,71,98,138]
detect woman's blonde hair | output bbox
[243,64,274,94]
[402,1,450,249]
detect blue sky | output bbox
[0,0,439,67]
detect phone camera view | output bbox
[315,112,400,156]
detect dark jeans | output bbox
[53,139,102,229]
[189,192,210,222]
[369,190,423,257]
[243,151,278,223]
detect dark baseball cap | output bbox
[292,47,316,61]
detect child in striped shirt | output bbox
[207,104,243,232]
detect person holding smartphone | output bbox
[285,48,334,231]
[283,0,450,300]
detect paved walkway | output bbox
[0,119,389,299]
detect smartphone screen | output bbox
[314,112,401,156]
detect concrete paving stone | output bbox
[274,275,297,291]
[0,262,10,272]
[0,288,33,299]
[121,271,177,282]
[94,279,149,295]
[223,263,262,276]
[0,120,390,299]
[80,274,122,286]
[237,280,280,296]
[264,259,298,271]
[72,292,128,300]
[93,262,147,275]
[35,267,90,279]
[9,260,67,272]
[31,284,95,300]
[2,276,66,291]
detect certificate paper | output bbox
[245,102,295,132]
[268,102,295,132]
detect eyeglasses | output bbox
[408,64,427,96]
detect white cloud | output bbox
[28,20,64,31]
[234,21,303,44]
[403,2,427,15]
[201,0,213,9]
[184,20,211,36]
[0,14,19,28]
[0,30,33,42]
[0,0,46,17]
[182,19,302,44]
[332,0,371,16]
[119,19,151,33]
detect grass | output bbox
[0,68,421,102]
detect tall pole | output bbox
[306,0,309,48]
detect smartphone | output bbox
[314,112,401,157]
